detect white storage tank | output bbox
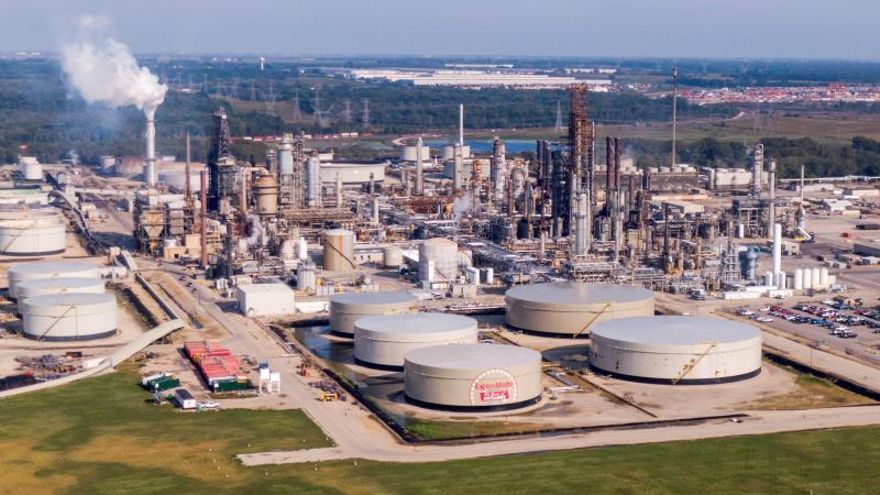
[7,261,102,299]
[400,145,431,162]
[793,268,804,290]
[329,291,419,336]
[441,144,471,160]
[23,161,43,181]
[0,215,66,256]
[383,245,403,268]
[354,313,478,369]
[590,316,762,384]
[16,277,106,313]
[819,267,829,286]
[404,343,542,411]
[419,238,459,283]
[505,282,655,337]
[811,267,821,288]
[323,229,356,272]
[21,293,117,341]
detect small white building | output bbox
[236,283,296,317]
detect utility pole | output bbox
[361,99,370,128]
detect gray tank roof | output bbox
[330,291,418,307]
[405,343,541,370]
[23,292,114,308]
[505,282,653,310]
[9,261,99,276]
[355,313,477,342]
[591,316,761,346]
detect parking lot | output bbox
[733,297,880,366]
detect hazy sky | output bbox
[1,0,877,59]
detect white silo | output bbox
[819,267,829,287]
[764,271,774,287]
[793,269,804,290]
[802,268,813,289]
[419,238,459,283]
[811,267,821,288]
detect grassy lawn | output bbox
[0,365,331,494]
[3,364,880,494]
[748,369,876,410]
[403,417,544,441]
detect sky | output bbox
[1,0,877,59]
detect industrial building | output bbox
[236,283,296,317]
[328,291,419,336]
[404,343,542,411]
[353,313,478,369]
[505,282,655,337]
[589,316,763,384]
[21,293,118,341]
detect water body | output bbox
[424,139,537,154]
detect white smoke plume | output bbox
[61,15,167,116]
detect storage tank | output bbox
[441,144,471,160]
[590,316,762,384]
[354,313,478,369]
[323,229,356,272]
[400,145,431,162]
[819,267,829,286]
[419,238,459,283]
[7,261,101,299]
[0,215,66,256]
[21,293,117,341]
[23,161,43,181]
[306,156,321,207]
[158,170,203,192]
[811,267,821,288]
[793,268,804,290]
[328,291,418,336]
[297,237,308,261]
[16,277,106,313]
[254,173,278,217]
[296,260,317,292]
[505,282,655,337]
[404,343,542,411]
[383,246,403,268]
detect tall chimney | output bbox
[605,136,612,213]
[184,132,192,200]
[200,170,208,268]
[415,136,424,195]
[614,137,622,189]
[145,108,157,187]
[773,222,782,282]
[459,104,464,148]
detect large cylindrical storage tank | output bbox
[505,282,655,337]
[254,174,278,217]
[819,267,829,287]
[418,238,459,283]
[404,344,542,411]
[16,277,106,313]
[811,267,821,288]
[21,293,117,341]
[354,313,479,369]
[793,268,804,290]
[23,162,43,181]
[441,144,471,160]
[0,216,66,256]
[328,291,418,336]
[590,316,762,384]
[400,145,431,162]
[383,246,403,268]
[7,262,101,299]
[158,170,203,192]
[323,229,355,272]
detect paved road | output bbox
[239,405,880,465]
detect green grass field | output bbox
[3,366,880,494]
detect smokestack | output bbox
[453,144,464,191]
[769,159,777,230]
[671,67,678,167]
[415,136,424,195]
[459,104,464,148]
[200,170,208,268]
[614,137,621,189]
[605,136,612,212]
[145,108,157,187]
[336,172,343,209]
[372,196,380,224]
[184,132,192,200]
[800,164,805,202]
[773,222,782,282]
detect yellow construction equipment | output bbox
[318,392,338,402]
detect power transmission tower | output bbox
[263,80,278,115]
[312,88,333,128]
[554,100,563,136]
[291,89,303,121]
[361,99,370,128]
[342,99,352,124]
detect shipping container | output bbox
[151,376,180,391]
[174,389,197,409]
